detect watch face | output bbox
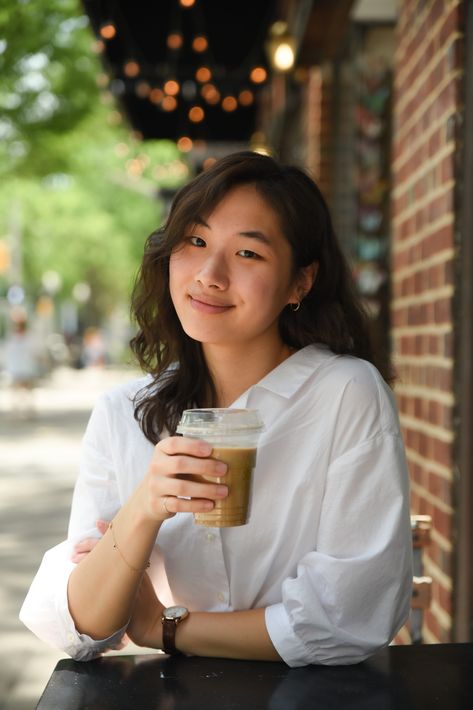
[164,606,188,620]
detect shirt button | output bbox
[206,533,214,542]
[67,633,75,642]
[217,592,225,602]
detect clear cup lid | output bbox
[177,408,264,436]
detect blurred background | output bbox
[1,0,472,707]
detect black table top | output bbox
[36,642,473,710]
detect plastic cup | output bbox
[177,408,264,527]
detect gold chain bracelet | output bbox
[109,521,150,572]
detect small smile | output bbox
[188,295,234,314]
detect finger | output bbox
[160,496,216,515]
[96,519,110,534]
[71,551,89,563]
[153,452,228,479]
[166,477,228,501]
[73,537,100,554]
[158,436,212,457]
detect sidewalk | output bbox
[0,366,143,710]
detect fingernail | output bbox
[199,442,212,455]
[215,462,227,474]
[216,485,228,497]
[202,501,214,510]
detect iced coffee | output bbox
[177,409,264,527]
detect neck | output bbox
[202,340,295,407]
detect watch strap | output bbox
[162,617,180,655]
[161,607,189,655]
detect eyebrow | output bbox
[238,230,272,245]
[194,218,272,246]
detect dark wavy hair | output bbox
[130,150,390,443]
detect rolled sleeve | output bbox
[19,541,128,661]
[265,434,412,667]
[19,392,127,660]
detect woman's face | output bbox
[169,184,306,352]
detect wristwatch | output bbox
[161,605,189,655]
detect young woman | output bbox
[20,151,412,667]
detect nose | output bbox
[195,252,229,289]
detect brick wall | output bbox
[305,65,333,201]
[391,0,464,643]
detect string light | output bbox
[150,87,164,104]
[162,95,177,111]
[167,33,183,50]
[222,95,238,112]
[99,22,116,40]
[250,66,267,84]
[136,81,151,98]
[124,61,140,77]
[189,106,205,122]
[192,36,208,52]
[203,157,216,170]
[195,66,212,83]
[95,6,272,136]
[164,80,180,96]
[177,136,193,152]
[201,83,220,105]
[238,89,254,106]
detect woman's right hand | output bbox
[142,436,228,522]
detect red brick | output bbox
[425,609,441,641]
[428,471,452,505]
[438,582,453,617]
[434,297,452,324]
[433,506,453,541]
[432,438,452,468]
[443,331,453,358]
[421,225,454,258]
[438,3,461,49]
[440,153,454,183]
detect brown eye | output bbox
[237,249,260,259]
[189,236,206,247]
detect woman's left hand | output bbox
[71,519,109,563]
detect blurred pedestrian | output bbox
[4,316,41,417]
[80,327,107,368]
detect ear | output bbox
[293,261,318,301]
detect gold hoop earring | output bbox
[290,301,301,312]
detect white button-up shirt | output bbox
[20,345,412,667]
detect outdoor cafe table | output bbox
[36,642,473,709]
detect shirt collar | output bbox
[233,344,336,407]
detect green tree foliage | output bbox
[0,0,187,323]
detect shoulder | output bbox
[102,373,153,403]
[86,373,153,433]
[302,347,400,437]
[297,345,385,395]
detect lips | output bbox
[188,294,234,314]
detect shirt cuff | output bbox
[65,624,129,662]
[265,603,310,668]
[55,552,129,661]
